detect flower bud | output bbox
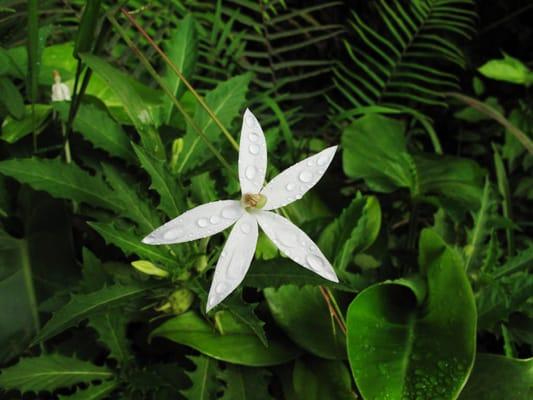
[131,260,169,278]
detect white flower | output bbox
[51,70,71,102]
[142,109,339,311]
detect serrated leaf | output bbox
[88,222,175,266]
[181,355,218,400]
[101,163,161,231]
[0,354,112,393]
[0,157,121,212]
[56,102,135,163]
[89,311,131,365]
[223,296,267,347]
[57,379,118,400]
[161,14,198,125]
[81,247,109,292]
[179,73,252,172]
[80,53,165,158]
[318,194,381,272]
[132,142,185,219]
[220,365,273,400]
[32,283,152,345]
[243,259,359,292]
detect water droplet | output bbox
[286,183,295,191]
[299,171,313,183]
[317,155,329,166]
[276,230,298,248]
[197,218,208,228]
[215,282,226,294]
[306,254,324,271]
[222,205,240,219]
[240,222,251,234]
[249,144,260,155]
[307,159,314,167]
[210,215,220,224]
[245,114,255,127]
[249,132,259,142]
[245,166,256,180]
[163,228,183,240]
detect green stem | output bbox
[120,7,240,153]
[107,15,236,177]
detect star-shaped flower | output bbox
[51,70,71,102]
[142,109,338,311]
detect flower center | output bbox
[242,193,267,209]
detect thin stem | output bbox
[107,15,236,177]
[319,286,346,335]
[120,7,240,153]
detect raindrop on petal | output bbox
[210,215,220,224]
[306,254,324,271]
[163,229,184,240]
[285,183,295,191]
[245,166,256,180]
[299,171,313,183]
[276,230,298,248]
[249,144,260,155]
[317,155,329,166]
[215,282,226,294]
[197,218,208,228]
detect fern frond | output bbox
[332,0,477,121]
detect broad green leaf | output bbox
[161,14,198,125]
[0,354,112,393]
[55,102,135,163]
[293,357,355,400]
[0,104,51,143]
[133,143,185,219]
[459,354,533,399]
[181,355,218,400]
[318,194,381,272]
[81,53,164,158]
[220,365,273,400]
[88,222,176,267]
[346,229,476,400]
[89,311,131,365]
[0,157,121,212]
[478,54,533,85]
[101,164,160,231]
[0,76,25,119]
[179,73,252,172]
[342,114,415,193]
[57,380,118,400]
[32,283,153,345]
[222,295,267,347]
[151,311,301,366]
[265,285,346,359]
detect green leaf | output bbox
[0,104,51,143]
[133,142,185,219]
[293,357,355,400]
[73,0,102,57]
[0,157,122,212]
[181,355,218,400]
[459,354,533,400]
[0,76,25,119]
[220,364,273,400]
[179,73,251,172]
[346,229,476,400]
[58,380,117,400]
[151,311,301,366]
[89,311,131,365]
[243,258,360,292]
[32,283,152,345]
[101,163,160,231]
[56,102,135,163]
[0,354,112,393]
[222,296,267,347]
[318,194,381,271]
[342,114,416,193]
[80,53,164,158]
[161,14,198,125]
[478,53,533,85]
[88,222,176,267]
[264,285,346,359]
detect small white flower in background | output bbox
[51,70,71,102]
[142,109,339,311]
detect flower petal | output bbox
[206,212,258,312]
[142,200,243,245]
[256,211,338,282]
[239,108,267,195]
[260,146,337,210]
